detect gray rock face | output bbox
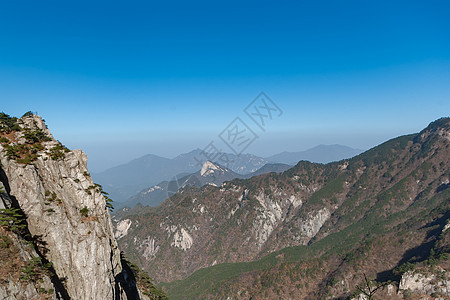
[399,269,449,297]
[0,279,54,300]
[0,115,147,299]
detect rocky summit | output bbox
[0,112,166,299]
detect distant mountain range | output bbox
[119,161,291,208]
[92,149,268,203]
[93,145,363,203]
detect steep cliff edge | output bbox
[0,112,163,299]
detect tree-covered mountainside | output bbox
[113,118,449,299]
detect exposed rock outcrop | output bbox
[0,113,153,299]
[399,269,449,297]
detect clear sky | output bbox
[1,0,449,172]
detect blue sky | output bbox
[1,0,449,172]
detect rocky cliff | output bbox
[0,113,163,299]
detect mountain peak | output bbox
[422,117,450,135]
[200,160,222,176]
[414,117,450,144]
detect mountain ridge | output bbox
[112,117,449,299]
[266,144,364,165]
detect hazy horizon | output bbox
[87,143,367,174]
[1,1,448,172]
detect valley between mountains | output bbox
[113,118,450,299]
